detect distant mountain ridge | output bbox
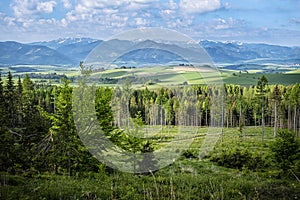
[199,40,300,63]
[0,37,299,66]
[0,41,73,66]
[30,37,100,50]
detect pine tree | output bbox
[95,87,114,134]
[16,76,23,127]
[256,75,268,142]
[39,79,86,175]
[0,74,4,129]
[4,71,17,128]
[271,85,281,137]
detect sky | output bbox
[0,0,300,46]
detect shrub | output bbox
[182,149,197,159]
[209,147,266,171]
[270,129,300,172]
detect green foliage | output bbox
[209,147,266,171]
[182,149,197,159]
[94,87,114,134]
[256,75,268,95]
[270,129,300,172]
[1,71,300,199]
[1,165,299,200]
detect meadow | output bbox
[2,64,300,86]
[1,127,299,199]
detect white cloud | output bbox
[62,0,71,9]
[102,8,118,15]
[37,1,56,13]
[179,0,221,13]
[168,0,178,10]
[62,0,159,30]
[134,17,148,26]
[223,2,231,10]
[11,0,57,17]
[0,12,17,27]
[209,18,246,31]
[161,9,175,15]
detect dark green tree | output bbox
[4,71,16,127]
[271,85,282,137]
[95,87,114,134]
[39,79,79,175]
[270,129,300,173]
[0,74,4,129]
[256,75,268,142]
[16,76,23,127]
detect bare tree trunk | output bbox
[226,110,229,128]
[243,126,246,142]
[294,106,297,133]
[68,151,71,177]
[288,104,291,130]
[298,112,300,138]
[160,105,163,139]
[239,104,242,128]
[230,109,233,127]
[274,101,277,137]
[262,95,265,142]
[206,108,208,127]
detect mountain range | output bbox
[0,37,299,67]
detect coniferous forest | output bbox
[1,71,300,199]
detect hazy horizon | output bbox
[0,0,300,46]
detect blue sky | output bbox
[0,0,300,46]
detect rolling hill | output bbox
[0,38,299,68]
[0,41,73,66]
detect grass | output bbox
[222,72,300,86]
[2,65,300,87]
[1,126,299,199]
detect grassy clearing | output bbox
[1,162,299,199]
[1,126,299,199]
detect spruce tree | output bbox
[16,76,23,127]
[0,74,4,129]
[271,85,281,137]
[4,71,16,128]
[256,75,268,142]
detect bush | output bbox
[182,149,197,159]
[270,129,300,172]
[209,147,266,171]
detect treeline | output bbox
[0,72,100,175]
[121,78,300,137]
[0,71,299,175]
[17,73,67,80]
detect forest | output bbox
[0,71,300,199]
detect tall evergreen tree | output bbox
[0,74,4,129]
[4,71,16,127]
[256,75,268,142]
[271,85,281,137]
[16,76,23,127]
[39,79,81,175]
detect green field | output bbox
[87,65,300,87]
[2,65,300,86]
[1,126,299,199]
